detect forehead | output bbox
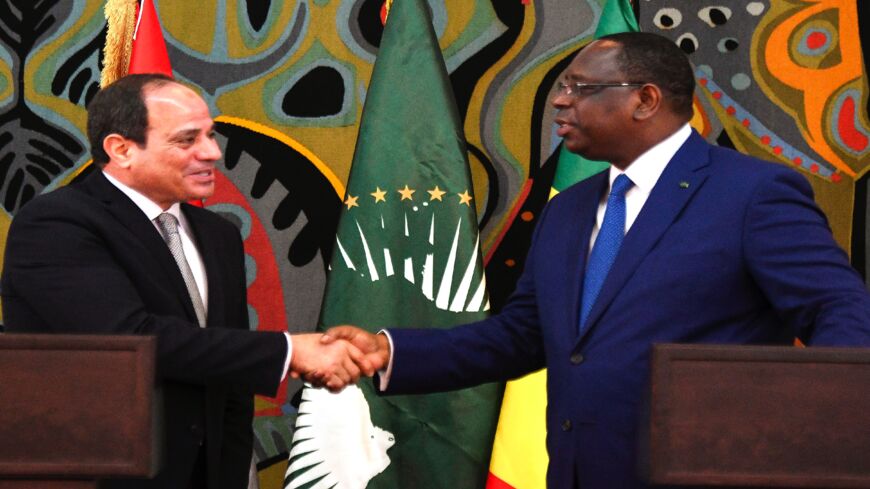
[143,83,212,130]
[565,40,623,80]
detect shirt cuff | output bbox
[377,329,395,391]
[281,332,293,381]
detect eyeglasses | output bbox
[554,81,645,97]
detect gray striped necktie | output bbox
[155,212,207,328]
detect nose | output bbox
[198,135,222,161]
[551,91,571,109]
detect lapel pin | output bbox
[679,181,690,189]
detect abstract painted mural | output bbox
[1,0,867,486]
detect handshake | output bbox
[288,326,391,392]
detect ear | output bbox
[633,84,663,121]
[103,134,137,168]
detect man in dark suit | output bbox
[1,74,371,488]
[321,32,870,489]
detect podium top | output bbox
[0,334,158,478]
[645,343,870,488]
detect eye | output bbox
[171,137,196,149]
[575,84,599,95]
[698,6,732,27]
[653,8,682,30]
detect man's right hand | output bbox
[320,326,391,373]
[289,333,373,392]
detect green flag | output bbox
[594,0,639,38]
[552,0,639,194]
[284,0,501,487]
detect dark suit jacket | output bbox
[1,170,287,489]
[383,132,870,489]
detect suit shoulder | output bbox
[706,147,817,210]
[708,145,801,178]
[11,184,94,222]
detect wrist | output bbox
[289,333,316,373]
[376,333,391,367]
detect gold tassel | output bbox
[100,0,138,87]
[383,0,394,23]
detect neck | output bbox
[610,119,687,170]
[101,166,174,211]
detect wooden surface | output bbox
[645,344,870,488]
[0,481,96,489]
[0,334,158,479]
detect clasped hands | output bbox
[288,326,390,392]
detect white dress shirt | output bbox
[589,123,692,249]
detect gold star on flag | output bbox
[458,190,473,206]
[344,194,359,209]
[398,185,416,201]
[371,187,387,203]
[427,186,446,201]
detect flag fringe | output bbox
[101,0,138,87]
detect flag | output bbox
[593,0,640,38]
[127,0,173,77]
[284,0,501,487]
[100,0,173,86]
[485,1,638,488]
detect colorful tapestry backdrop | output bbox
[0,0,867,486]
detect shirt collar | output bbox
[608,123,692,194]
[102,171,183,222]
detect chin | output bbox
[187,186,215,201]
[563,142,587,157]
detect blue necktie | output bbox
[579,174,633,333]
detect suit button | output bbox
[570,353,584,365]
[561,419,572,432]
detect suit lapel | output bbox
[577,132,712,342]
[82,171,200,325]
[183,205,224,329]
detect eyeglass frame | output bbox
[554,81,646,97]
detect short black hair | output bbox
[599,32,695,118]
[86,73,175,167]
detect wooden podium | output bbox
[0,334,160,488]
[644,344,870,488]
